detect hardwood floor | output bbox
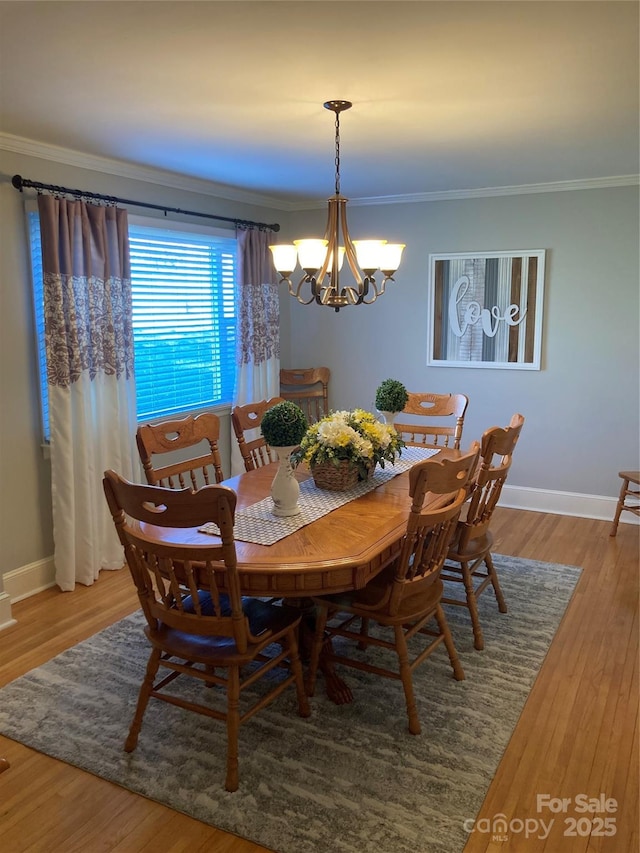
[0,509,637,852]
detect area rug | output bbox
[0,555,581,853]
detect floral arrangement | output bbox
[260,401,308,447]
[375,378,409,413]
[291,408,405,480]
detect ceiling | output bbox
[1,1,638,206]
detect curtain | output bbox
[231,228,280,475]
[38,195,139,591]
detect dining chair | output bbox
[102,470,310,792]
[306,445,481,735]
[393,392,469,450]
[280,367,330,423]
[610,470,640,536]
[441,413,525,650]
[136,412,224,489]
[231,397,285,472]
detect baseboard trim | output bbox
[501,484,638,523]
[1,487,635,608]
[4,557,56,604]
[0,592,17,632]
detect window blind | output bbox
[129,224,237,421]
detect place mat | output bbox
[200,446,439,545]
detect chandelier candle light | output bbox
[269,101,405,312]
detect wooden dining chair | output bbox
[306,446,480,735]
[231,397,284,472]
[610,470,640,536]
[280,367,330,423]
[136,413,224,489]
[103,470,310,792]
[394,392,469,450]
[441,413,525,650]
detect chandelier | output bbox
[269,100,405,312]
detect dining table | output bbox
[137,446,459,702]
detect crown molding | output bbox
[1,133,637,212]
[0,133,288,210]
[286,174,640,210]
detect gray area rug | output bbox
[0,555,581,853]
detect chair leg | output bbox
[436,604,465,681]
[610,476,630,536]
[287,628,311,717]
[357,617,370,650]
[125,648,161,752]
[485,552,507,614]
[306,605,329,697]
[461,561,485,651]
[394,625,421,735]
[225,666,241,793]
[0,757,9,773]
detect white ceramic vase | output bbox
[270,446,301,517]
[379,410,397,427]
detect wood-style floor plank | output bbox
[0,509,637,853]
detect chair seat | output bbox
[315,577,443,624]
[447,529,494,563]
[150,597,302,665]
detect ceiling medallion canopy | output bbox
[269,101,405,312]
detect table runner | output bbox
[200,446,439,545]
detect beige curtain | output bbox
[38,194,139,590]
[231,228,280,475]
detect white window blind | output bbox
[129,222,237,420]
[29,213,237,440]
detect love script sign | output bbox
[427,250,546,370]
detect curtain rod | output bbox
[11,174,280,232]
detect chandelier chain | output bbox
[334,111,341,196]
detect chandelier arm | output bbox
[360,280,381,304]
[318,197,338,283]
[338,200,364,288]
[291,274,318,305]
[343,286,362,306]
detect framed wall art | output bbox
[427,249,546,370]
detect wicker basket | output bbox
[311,460,372,491]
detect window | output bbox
[29,212,237,439]
[129,219,237,420]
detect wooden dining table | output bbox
[137,450,457,703]
[137,452,453,598]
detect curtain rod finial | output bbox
[12,175,24,191]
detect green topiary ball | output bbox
[261,401,308,447]
[375,378,409,413]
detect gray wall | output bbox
[1,145,638,587]
[283,187,640,496]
